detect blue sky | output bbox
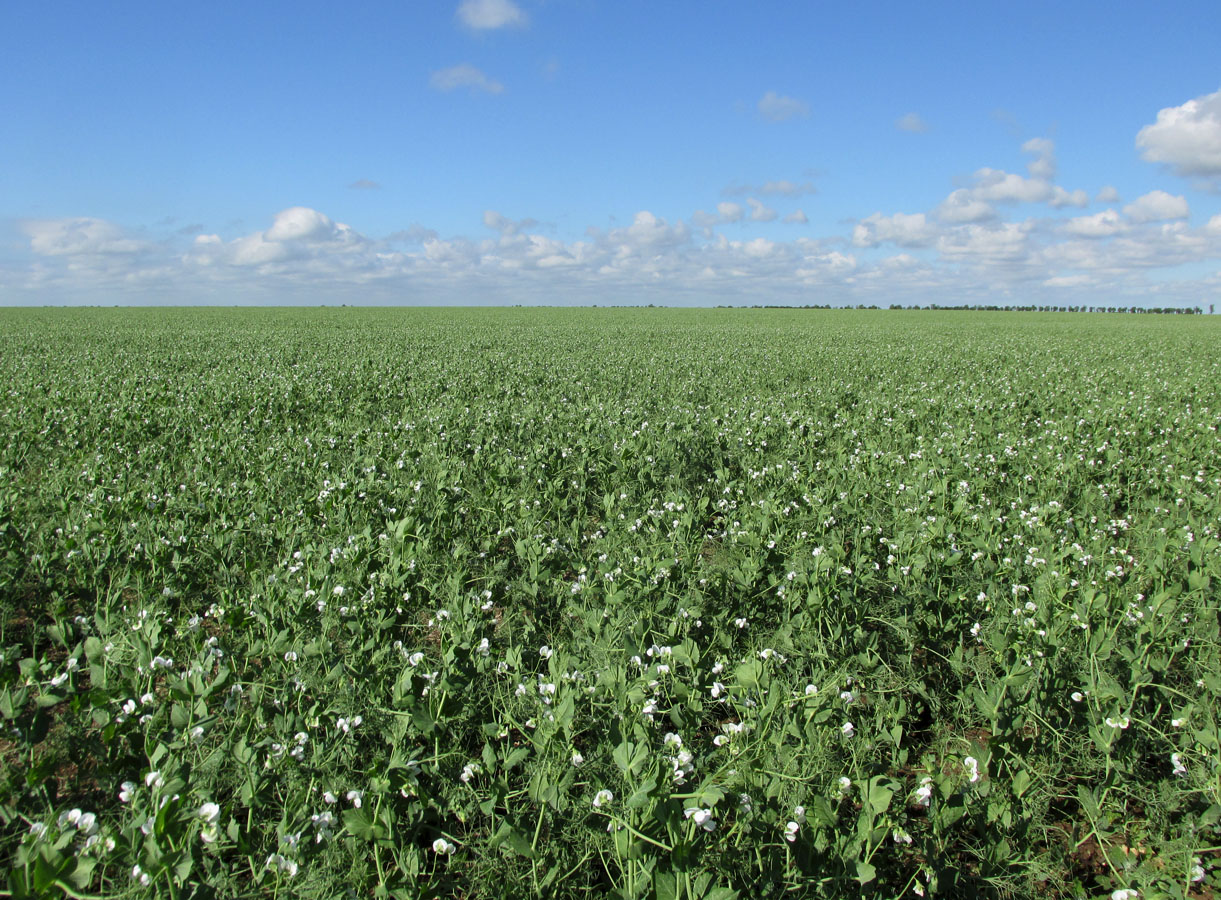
[3,0,1220,306]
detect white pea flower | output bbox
[58,809,83,829]
[913,776,933,807]
[346,790,363,809]
[964,756,981,783]
[432,838,455,855]
[198,802,221,825]
[783,821,800,842]
[539,645,554,660]
[836,776,852,796]
[571,751,584,767]
[1071,691,1084,702]
[131,865,151,887]
[592,789,614,808]
[1111,890,1139,900]
[684,807,716,831]
[119,781,137,803]
[841,721,855,737]
[144,771,164,789]
[1171,753,1187,776]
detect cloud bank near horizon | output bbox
[8,92,1221,308]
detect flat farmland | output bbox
[1,307,1219,899]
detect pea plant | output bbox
[1,307,1218,899]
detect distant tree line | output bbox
[732,303,1207,314]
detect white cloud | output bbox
[716,202,744,223]
[970,168,1053,204]
[1021,137,1056,180]
[187,207,365,269]
[1044,274,1095,288]
[1049,186,1089,209]
[349,179,381,190]
[852,212,936,248]
[783,209,808,224]
[757,91,809,122]
[1122,189,1189,223]
[747,198,778,222]
[1096,185,1121,203]
[936,222,1032,265]
[24,217,145,256]
[482,210,539,235]
[266,207,336,241]
[1063,209,1128,238]
[456,0,526,30]
[936,189,995,224]
[895,112,928,133]
[1136,88,1221,177]
[942,139,1085,211]
[430,64,504,95]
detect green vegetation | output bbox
[1,307,1219,899]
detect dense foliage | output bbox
[1,307,1219,899]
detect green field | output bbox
[1,307,1219,899]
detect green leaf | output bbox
[613,738,649,776]
[503,746,531,771]
[626,776,659,809]
[654,871,677,900]
[343,807,378,841]
[855,860,876,884]
[490,823,535,858]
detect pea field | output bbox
[1,307,1219,900]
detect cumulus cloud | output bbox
[1096,185,1121,203]
[1122,189,1190,223]
[189,207,364,269]
[24,217,145,256]
[757,91,809,122]
[852,212,936,248]
[266,207,337,241]
[895,112,929,133]
[942,139,1086,211]
[936,222,1032,265]
[783,209,808,224]
[716,202,744,223]
[349,179,381,190]
[430,63,504,94]
[1021,137,1057,180]
[970,168,1055,204]
[1063,209,1128,238]
[456,0,526,30]
[1049,186,1089,208]
[936,189,996,224]
[1136,88,1221,177]
[482,210,539,235]
[747,198,778,222]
